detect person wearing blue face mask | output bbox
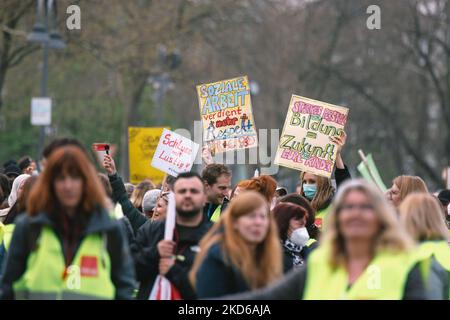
[299,132,351,231]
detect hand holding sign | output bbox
[330,131,347,169]
[102,154,117,176]
[149,192,178,300]
[159,257,175,276]
[157,239,175,258]
[330,131,347,155]
[92,143,110,166]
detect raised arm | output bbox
[103,155,147,233]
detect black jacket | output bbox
[119,216,135,245]
[131,214,212,300]
[282,241,318,274]
[0,209,136,300]
[108,173,148,233]
[195,243,249,298]
[335,165,351,188]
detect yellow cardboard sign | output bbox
[274,95,349,178]
[196,75,257,154]
[128,127,168,185]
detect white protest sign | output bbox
[148,192,176,300]
[151,128,199,177]
[31,97,52,126]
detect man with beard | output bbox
[131,172,211,299]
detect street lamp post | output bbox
[148,45,181,126]
[28,0,65,170]
[150,72,174,126]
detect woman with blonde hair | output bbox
[386,175,428,208]
[151,191,168,221]
[190,191,282,298]
[130,179,155,211]
[298,131,350,229]
[219,180,432,300]
[399,193,450,299]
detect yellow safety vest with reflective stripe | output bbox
[3,224,15,251]
[13,226,115,300]
[303,244,417,300]
[416,241,450,300]
[0,222,4,246]
[210,205,222,223]
[306,238,317,247]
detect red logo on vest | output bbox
[80,256,98,277]
[314,218,323,229]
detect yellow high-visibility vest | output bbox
[13,226,115,300]
[303,244,417,300]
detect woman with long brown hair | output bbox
[190,191,282,298]
[0,146,135,300]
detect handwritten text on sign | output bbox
[274,95,349,178]
[196,76,257,154]
[151,128,199,177]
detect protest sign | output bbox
[274,95,349,178]
[357,150,388,192]
[151,128,199,177]
[148,192,180,300]
[92,143,110,165]
[196,75,257,154]
[128,127,167,185]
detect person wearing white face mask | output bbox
[273,202,313,273]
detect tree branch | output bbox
[318,64,442,184]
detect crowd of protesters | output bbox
[0,132,448,300]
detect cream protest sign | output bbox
[274,95,349,178]
[196,75,257,154]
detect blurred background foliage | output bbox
[1,0,449,190]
